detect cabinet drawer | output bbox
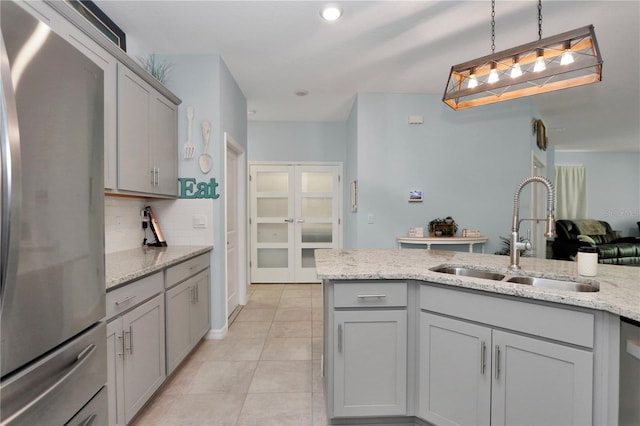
[105,272,163,320]
[334,282,407,308]
[165,253,209,289]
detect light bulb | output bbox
[560,49,574,65]
[533,50,546,72]
[488,68,499,84]
[467,74,478,89]
[320,6,342,21]
[511,62,522,78]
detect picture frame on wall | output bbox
[67,0,127,51]
[533,118,548,151]
[409,190,423,202]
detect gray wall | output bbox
[555,151,640,237]
[248,121,347,162]
[161,54,247,332]
[249,93,542,255]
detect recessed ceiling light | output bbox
[247,109,257,116]
[320,5,342,22]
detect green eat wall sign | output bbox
[178,178,220,199]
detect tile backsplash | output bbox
[104,196,214,254]
[104,196,146,253]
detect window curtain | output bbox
[555,166,587,219]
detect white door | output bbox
[225,133,247,313]
[250,163,342,283]
[226,148,239,315]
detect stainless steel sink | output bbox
[430,266,505,281]
[431,265,600,293]
[505,276,599,292]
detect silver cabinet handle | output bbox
[284,218,294,223]
[357,294,386,299]
[495,345,501,380]
[115,295,136,306]
[296,219,304,223]
[155,168,159,186]
[117,334,124,357]
[481,342,486,375]
[150,169,155,185]
[196,284,199,303]
[337,324,342,353]
[79,414,97,426]
[124,327,133,354]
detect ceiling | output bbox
[94,1,639,152]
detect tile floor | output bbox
[133,283,327,426]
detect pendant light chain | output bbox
[538,0,543,40]
[491,0,496,53]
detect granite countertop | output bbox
[315,249,640,322]
[105,245,213,290]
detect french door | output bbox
[250,163,342,283]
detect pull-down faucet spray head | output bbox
[509,176,556,271]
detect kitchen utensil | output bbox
[199,120,212,173]
[184,106,195,159]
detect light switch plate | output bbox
[192,214,207,229]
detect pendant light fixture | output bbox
[443,0,603,111]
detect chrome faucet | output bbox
[509,176,556,271]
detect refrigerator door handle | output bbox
[0,32,22,303]
[2,344,97,424]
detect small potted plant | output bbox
[429,217,457,237]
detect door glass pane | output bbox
[302,198,332,217]
[257,223,288,243]
[302,248,316,268]
[301,172,332,193]
[257,248,288,268]
[302,223,332,243]
[257,198,288,217]
[257,171,288,192]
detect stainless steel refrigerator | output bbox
[1,1,107,424]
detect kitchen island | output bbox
[316,249,638,425]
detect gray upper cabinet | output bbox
[15,1,180,197]
[117,65,178,197]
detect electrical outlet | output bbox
[367,213,374,224]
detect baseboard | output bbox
[205,324,228,340]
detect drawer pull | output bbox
[481,342,486,375]
[495,345,501,380]
[115,295,136,306]
[356,294,387,299]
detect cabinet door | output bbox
[419,312,491,426]
[106,319,125,426]
[151,93,178,196]
[122,294,166,424]
[333,310,407,417]
[491,329,593,426]
[190,269,211,344]
[166,280,193,375]
[117,65,152,194]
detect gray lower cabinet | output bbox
[420,312,593,426]
[165,268,211,374]
[328,281,408,418]
[107,293,166,426]
[333,310,407,417]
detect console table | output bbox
[397,236,488,253]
